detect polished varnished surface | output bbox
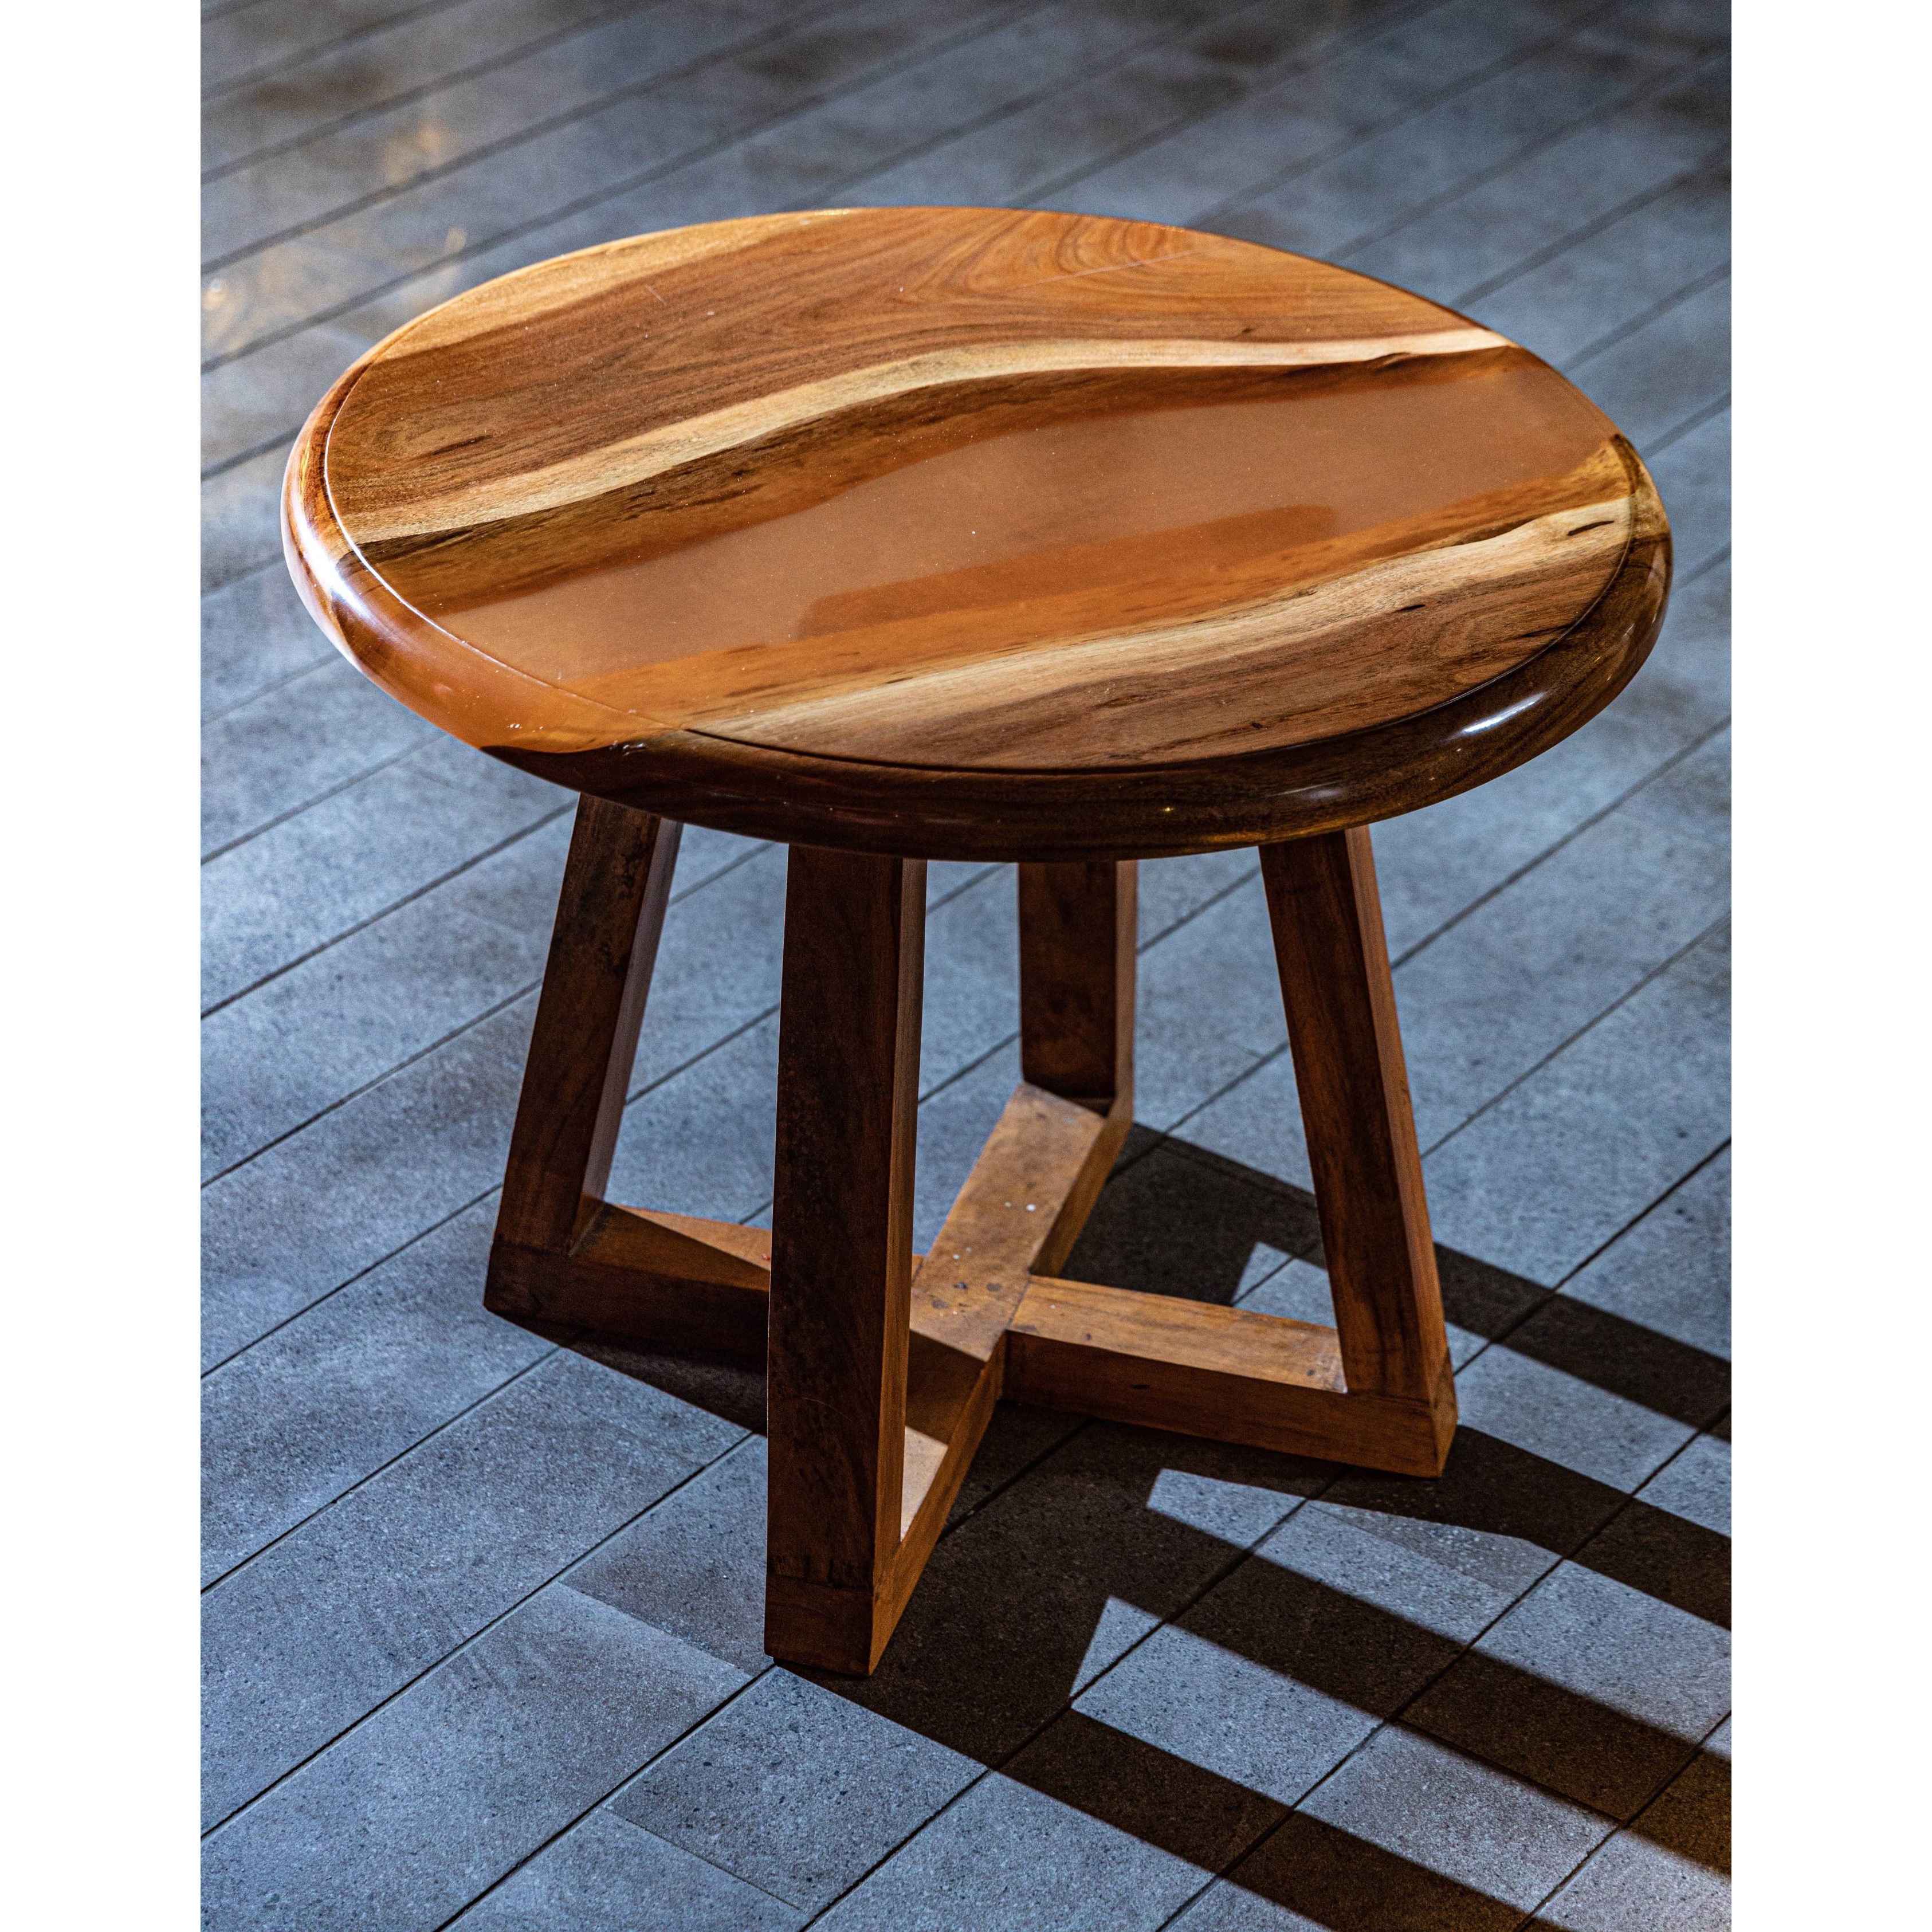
[285,206,1668,856]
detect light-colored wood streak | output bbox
[285,205,1670,859]
[643,488,1632,771]
[899,1081,1129,1545]
[341,327,1507,545]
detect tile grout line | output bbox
[200,1346,566,1595]
[1388,711,1733,971]
[1507,1705,1734,1930]
[201,799,576,1019]
[202,1429,760,1841]
[1449,138,1729,308]
[1643,388,1730,455]
[1188,0,1631,228]
[1009,0,1461,212]
[201,643,339,728]
[201,730,435,865]
[201,602,1727,1377]
[202,841,772,1188]
[795,1482,1336,1928]
[202,0,929,273]
[203,0,483,104]
[203,0,665,183]
[1337,50,1729,274]
[433,1652,781,1929]
[199,0,1060,371]
[1418,909,1730,1164]
[1567,259,1730,371]
[1146,1146,1734,1925]
[198,0,1502,431]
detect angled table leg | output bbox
[765,845,926,1674]
[486,797,681,1313]
[1259,826,1456,1426]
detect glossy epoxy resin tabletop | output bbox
[284,207,1669,859]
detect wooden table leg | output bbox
[765,844,926,1674]
[486,798,681,1306]
[1258,826,1454,1417]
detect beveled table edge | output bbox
[489,458,1668,861]
[281,219,1672,863]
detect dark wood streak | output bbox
[485,457,1667,861]
[284,206,1670,862]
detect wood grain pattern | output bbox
[489,798,679,1257]
[1260,827,1451,1407]
[283,206,1670,859]
[1018,860,1136,1120]
[765,844,925,1675]
[1004,1274,1456,1478]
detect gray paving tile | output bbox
[202,0,1047,365]
[451,1807,804,1930]
[1621,724,1727,846]
[604,1012,780,1223]
[1006,1706,1287,1879]
[1138,846,1258,940]
[570,1436,771,1675]
[1419,920,1731,1286]
[1407,1559,1729,1818]
[1372,563,1729,961]
[834,1422,1319,1764]
[945,1399,1088,1525]
[1473,155,1728,369]
[201,558,333,718]
[1568,269,1729,446]
[917,863,1016,1098]
[202,1583,746,1932]
[201,1201,544,1582]
[203,0,785,264]
[202,995,535,1366]
[1182,814,1727,1221]
[1061,1131,1318,1304]
[1066,0,1585,227]
[1534,1734,1728,1929]
[201,442,293,590]
[1218,3,1688,263]
[202,0,629,175]
[203,815,771,1179]
[202,653,435,856]
[1346,58,1726,302]
[1392,779,1729,1149]
[1578,1456,1729,1632]
[201,733,563,1010]
[816,1764,1211,1932]
[1134,875,1284,1129]
[1314,1417,1626,1610]
[200,822,560,1179]
[1636,1429,1727,1536]
[1235,1235,1546,1370]
[1182,1725,1610,1931]
[1448,1337,1699,1494]
[203,1350,741,1825]
[1648,406,1730,575]
[904,1038,1027,1251]
[856,6,1251,209]
[1487,1283,1729,1437]
[202,306,382,475]
[614,1669,979,1910]
[1562,1148,1729,1357]
[202,0,463,96]
[1074,1491,1502,1809]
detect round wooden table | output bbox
[284,207,1670,1675]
